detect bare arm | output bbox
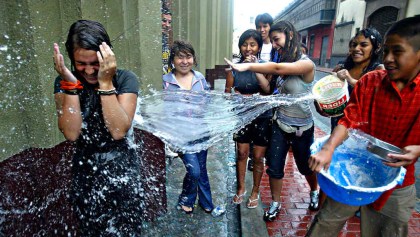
[100,93,137,140]
[54,93,83,141]
[255,73,271,94]
[337,69,358,87]
[97,42,137,140]
[225,70,234,93]
[308,124,349,172]
[225,58,314,83]
[53,43,82,141]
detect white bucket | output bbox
[312,75,349,117]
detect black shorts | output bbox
[233,117,271,146]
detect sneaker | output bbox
[263,201,281,222]
[165,145,178,158]
[309,190,319,211]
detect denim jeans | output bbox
[178,150,214,210]
[266,124,314,179]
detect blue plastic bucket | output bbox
[311,135,406,206]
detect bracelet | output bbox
[97,88,117,95]
[60,80,83,90]
[63,89,79,95]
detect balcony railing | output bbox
[276,0,336,31]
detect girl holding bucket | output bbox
[319,28,384,131]
[225,29,272,208]
[225,20,319,221]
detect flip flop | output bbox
[232,191,247,204]
[176,204,193,214]
[246,194,259,209]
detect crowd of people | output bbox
[52,6,420,236]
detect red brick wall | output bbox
[307,23,335,65]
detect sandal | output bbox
[232,191,247,204]
[176,204,193,214]
[246,194,259,209]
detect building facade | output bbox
[329,0,417,68]
[274,0,337,67]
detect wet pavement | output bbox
[142,138,241,237]
[142,125,420,237]
[142,68,420,236]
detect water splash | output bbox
[134,90,315,153]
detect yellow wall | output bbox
[0,0,161,160]
[171,0,234,74]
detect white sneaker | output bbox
[165,145,178,158]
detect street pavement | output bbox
[142,138,241,237]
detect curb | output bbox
[316,67,333,73]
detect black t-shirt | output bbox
[54,69,139,151]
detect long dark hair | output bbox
[343,27,383,74]
[269,21,301,63]
[168,40,197,72]
[238,29,263,63]
[65,20,112,69]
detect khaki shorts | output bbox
[306,185,415,237]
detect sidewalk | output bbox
[141,138,241,237]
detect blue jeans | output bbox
[266,124,314,179]
[178,150,214,210]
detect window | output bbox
[309,34,315,57]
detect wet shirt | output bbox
[233,70,261,94]
[232,62,272,118]
[274,54,315,126]
[54,69,139,151]
[339,70,420,210]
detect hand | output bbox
[224,58,250,72]
[308,147,334,172]
[97,42,117,87]
[336,69,350,82]
[384,145,420,167]
[53,43,77,83]
[313,100,331,117]
[244,55,258,63]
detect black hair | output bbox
[343,27,383,73]
[238,29,263,63]
[162,6,171,15]
[385,15,420,51]
[65,20,112,69]
[269,20,301,63]
[254,13,273,28]
[168,40,197,72]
